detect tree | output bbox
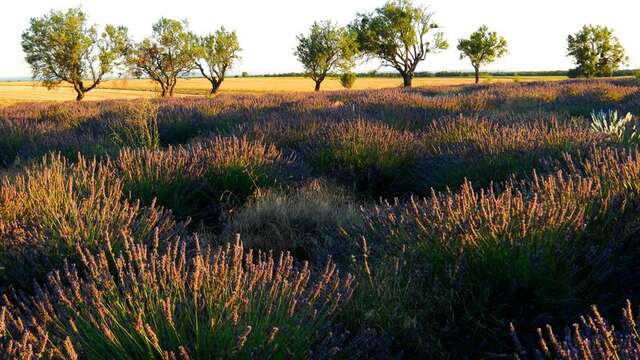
[340,72,357,89]
[457,25,508,84]
[350,0,448,88]
[195,27,241,95]
[21,8,129,101]
[295,21,359,91]
[128,18,198,97]
[567,25,628,78]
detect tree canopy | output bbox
[128,18,198,97]
[295,21,359,91]
[457,25,508,83]
[195,27,242,94]
[567,25,628,78]
[350,0,448,87]
[21,8,130,100]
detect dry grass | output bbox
[0,75,567,103]
[0,84,163,103]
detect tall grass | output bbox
[0,154,182,287]
[0,235,354,359]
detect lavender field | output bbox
[2,79,640,358]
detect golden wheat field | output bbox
[0,76,566,103]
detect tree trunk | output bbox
[402,73,413,88]
[474,66,480,84]
[210,80,222,95]
[169,80,176,97]
[314,80,322,92]
[72,82,85,101]
[159,81,167,97]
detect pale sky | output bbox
[1,0,638,78]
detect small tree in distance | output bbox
[295,21,359,91]
[457,25,508,84]
[195,27,242,95]
[567,25,628,78]
[128,18,198,97]
[350,0,448,88]
[340,72,357,89]
[21,8,130,101]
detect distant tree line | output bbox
[20,1,635,99]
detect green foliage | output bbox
[350,0,448,87]
[295,21,359,91]
[195,27,242,94]
[128,18,198,97]
[340,72,357,89]
[567,25,628,78]
[457,25,508,83]
[21,8,130,101]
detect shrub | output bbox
[223,180,360,263]
[590,109,639,144]
[340,72,357,89]
[0,235,354,359]
[418,116,601,191]
[511,300,640,359]
[114,137,298,226]
[0,154,182,287]
[344,148,640,357]
[0,125,27,167]
[309,120,421,197]
[106,100,160,150]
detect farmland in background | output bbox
[0,75,567,102]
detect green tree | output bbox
[21,8,129,101]
[457,25,508,84]
[295,21,359,91]
[195,27,242,95]
[128,18,198,97]
[340,72,357,89]
[567,25,628,78]
[350,0,448,88]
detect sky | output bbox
[1,0,638,78]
